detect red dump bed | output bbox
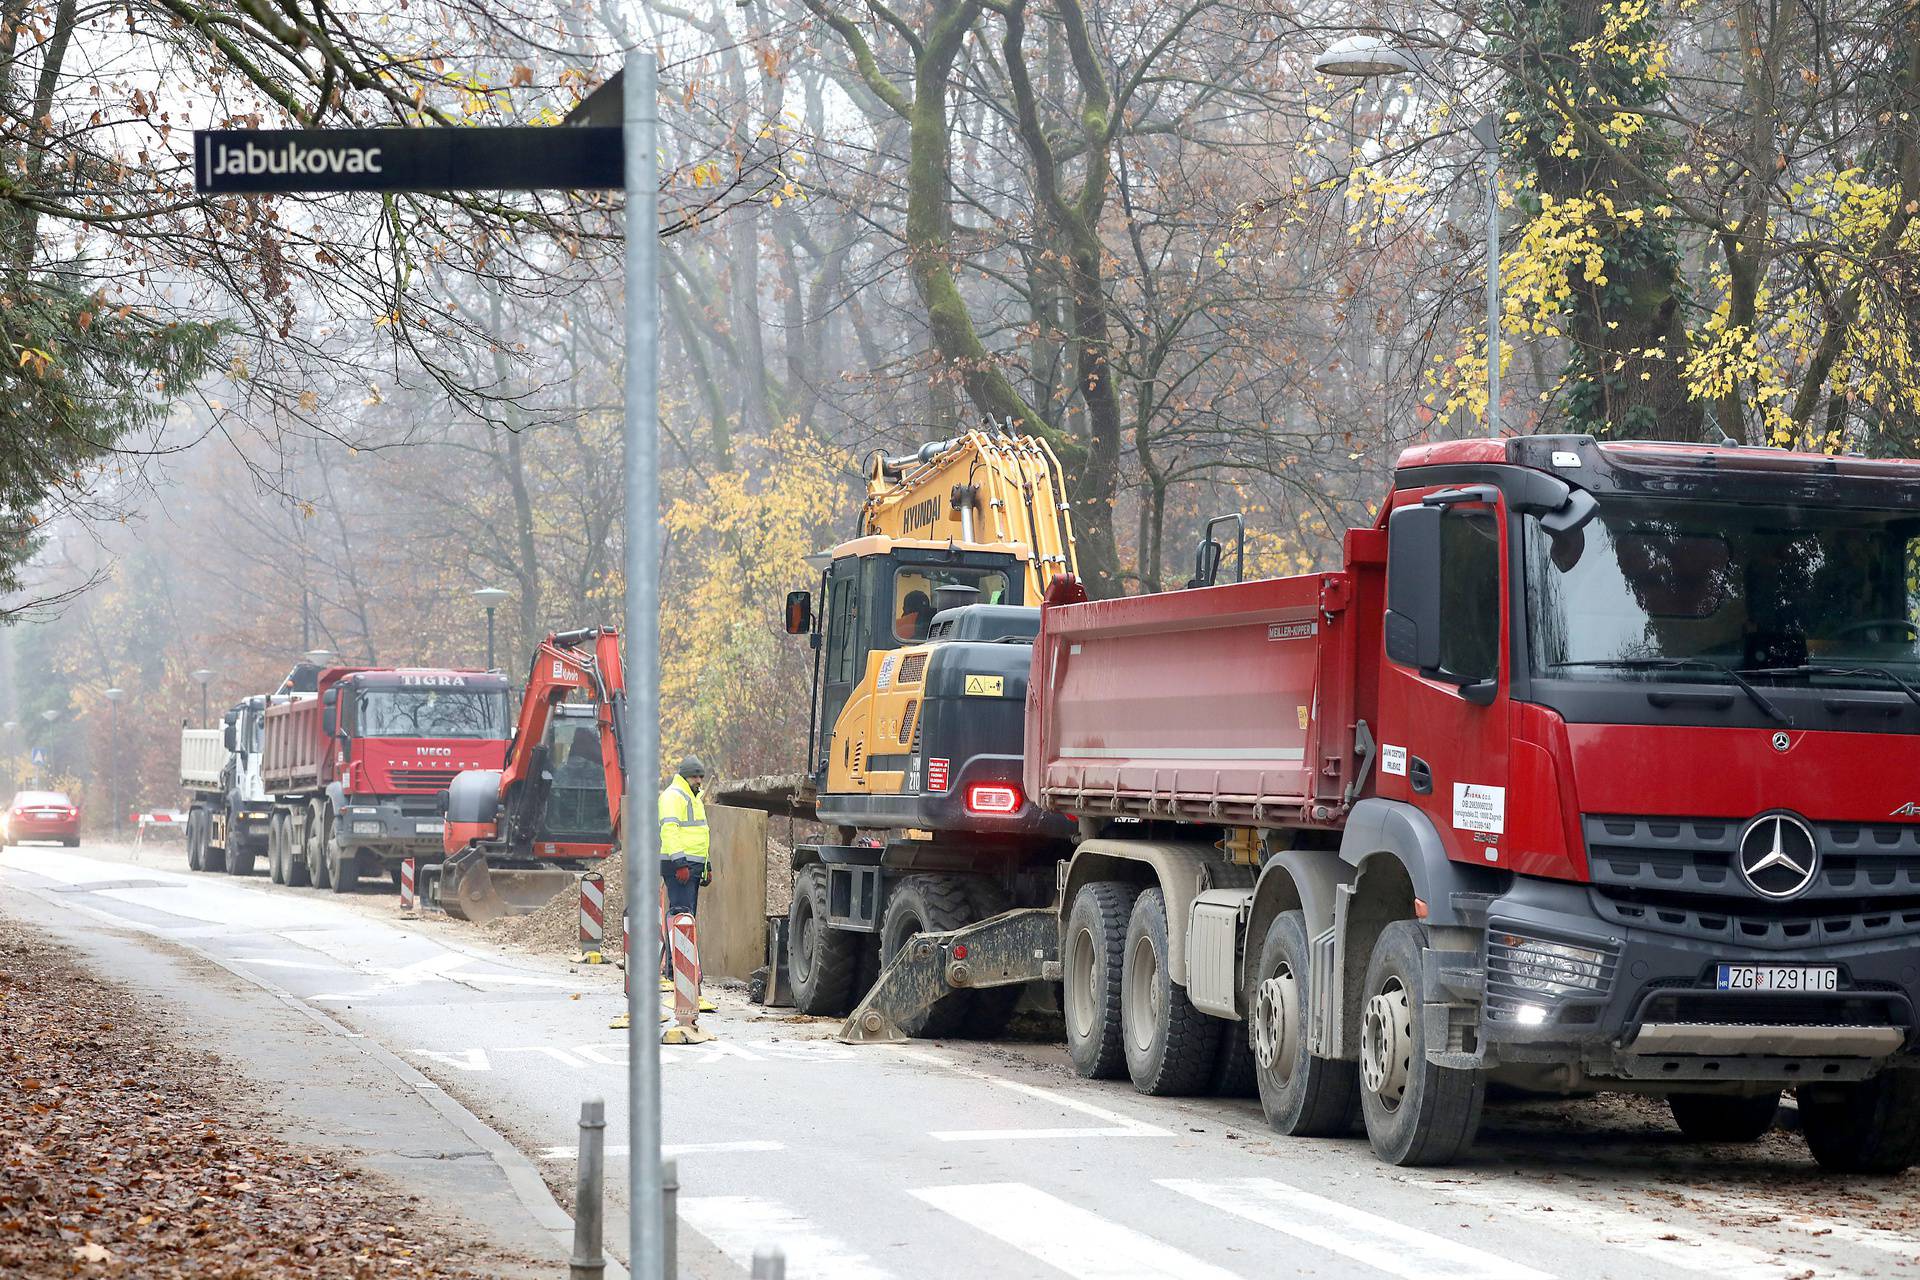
[261,673,349,792]
[1027,531,1384,829]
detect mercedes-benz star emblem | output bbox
[1737,812,1819,899]
[1771,731,1792,753]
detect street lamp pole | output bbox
[472,588,511,671]
[103,688,125,839]
[191,669,216,729]
[1315,35,1502,434]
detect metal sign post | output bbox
[192,58,666,1280]
[620,51,665,1280]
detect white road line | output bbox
[678,1194,894,1280]
[895,1047,1171,1141]
[1159,1177,1551,1280]
[1649,1183,1920,1260]
[1410,1177,1871,1280]
[537,1139,785,1161]
[226,956,337,971]
[911,1182,1241,1280]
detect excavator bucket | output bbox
[435,847,579,923]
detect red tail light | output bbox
[965,782,1022,815]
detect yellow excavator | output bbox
[729,428,1082,1038]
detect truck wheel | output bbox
[877,875,976,1038]
[267,816,286,884]
[1357,920,1484,1166]
[324,807,357,893]
[1064,880,1139,1079]
[186,810,204,872]
[283,814,311,887]
[1801,1071,1920,1173]
[1211,1020,1258,1099]
[222,817,251,876]
[788,865,857,1015]
[305,805,331,890]
[1121,886,1221,1096]
[1668,1092,1779,1143]
[1252,910,1359,1135]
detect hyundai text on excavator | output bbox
[735,428,1083,1035]
[434,627,627,921]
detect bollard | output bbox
[569,1098,607,1280]
[663,1158,679,1280]
[750,1248,787,1279]
[579,871,606,953]
[399,857,417,913]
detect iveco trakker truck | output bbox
[260,666,510,892]
[855,433,1920,1174]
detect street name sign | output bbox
[193,127,622,194]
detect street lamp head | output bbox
[1314,34,1422,78]
[103,687,125,703]
[472,587,511,607]
[304,649,335,667]
[190,668,216,686]
[40,709,59,723]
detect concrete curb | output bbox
[5,871,630,1280]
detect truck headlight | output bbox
[1491,933,1612,997]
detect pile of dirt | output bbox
[0,919,516,1278]
[485,839,795,954]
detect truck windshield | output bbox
[1526,499,1920,679]
[357,689,508,739]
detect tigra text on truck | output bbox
[1016,434,1920,1171]
[743,428,1081,1037]
[260,667,510,892]
[180,692,302,875]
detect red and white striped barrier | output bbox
[399,857,417,913]
[668,912,702,1028]
[134,810,188,848]
[579,872,605,951]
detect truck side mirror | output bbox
[1384,504,1443,672]
[321,689,338,738]
[222,724,236,751]
[784,590,813,636]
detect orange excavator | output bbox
[431,627,628,921]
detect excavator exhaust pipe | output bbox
[434,847,580,923]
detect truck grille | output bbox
[1586,814,1920,903]
[1591,888,1920,949]
[388,768,458,793]
[1636,988,1907,1030]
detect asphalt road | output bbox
[6,838,1920,1280]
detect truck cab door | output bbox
[820,555,870,791]
[1379,493,1513,870]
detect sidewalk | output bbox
[0,903,574,1278]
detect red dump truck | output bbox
[852,432,1920,1174]
[261,666,511,892]
[1018,433,1920,1171]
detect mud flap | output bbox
[839,907,1059,1044]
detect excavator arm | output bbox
[497,626,629,839]
[861,429,1078,600]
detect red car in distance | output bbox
[1,791,81,848]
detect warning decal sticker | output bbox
[964,674,1005,697]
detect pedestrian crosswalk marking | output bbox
[679,1194,894,1280]
[1410,1176,1871,1280]
[1159,1177,1552,1280]
[912,1182,1241,1279]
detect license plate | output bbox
[1716,964,1839,992]
[352,821,382,835]
[415,821,444,834]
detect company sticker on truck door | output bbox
[1452,783,1505,834]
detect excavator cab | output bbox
[536,709,615,846]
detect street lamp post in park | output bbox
[1314,34,1505,435]
[190,669,216,729]
[473,587,511,671]
[102,688,125,838]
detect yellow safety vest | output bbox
[658,775,709,861]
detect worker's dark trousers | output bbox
[660,855,704,975]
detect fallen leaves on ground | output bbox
[0,919,510,1277]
